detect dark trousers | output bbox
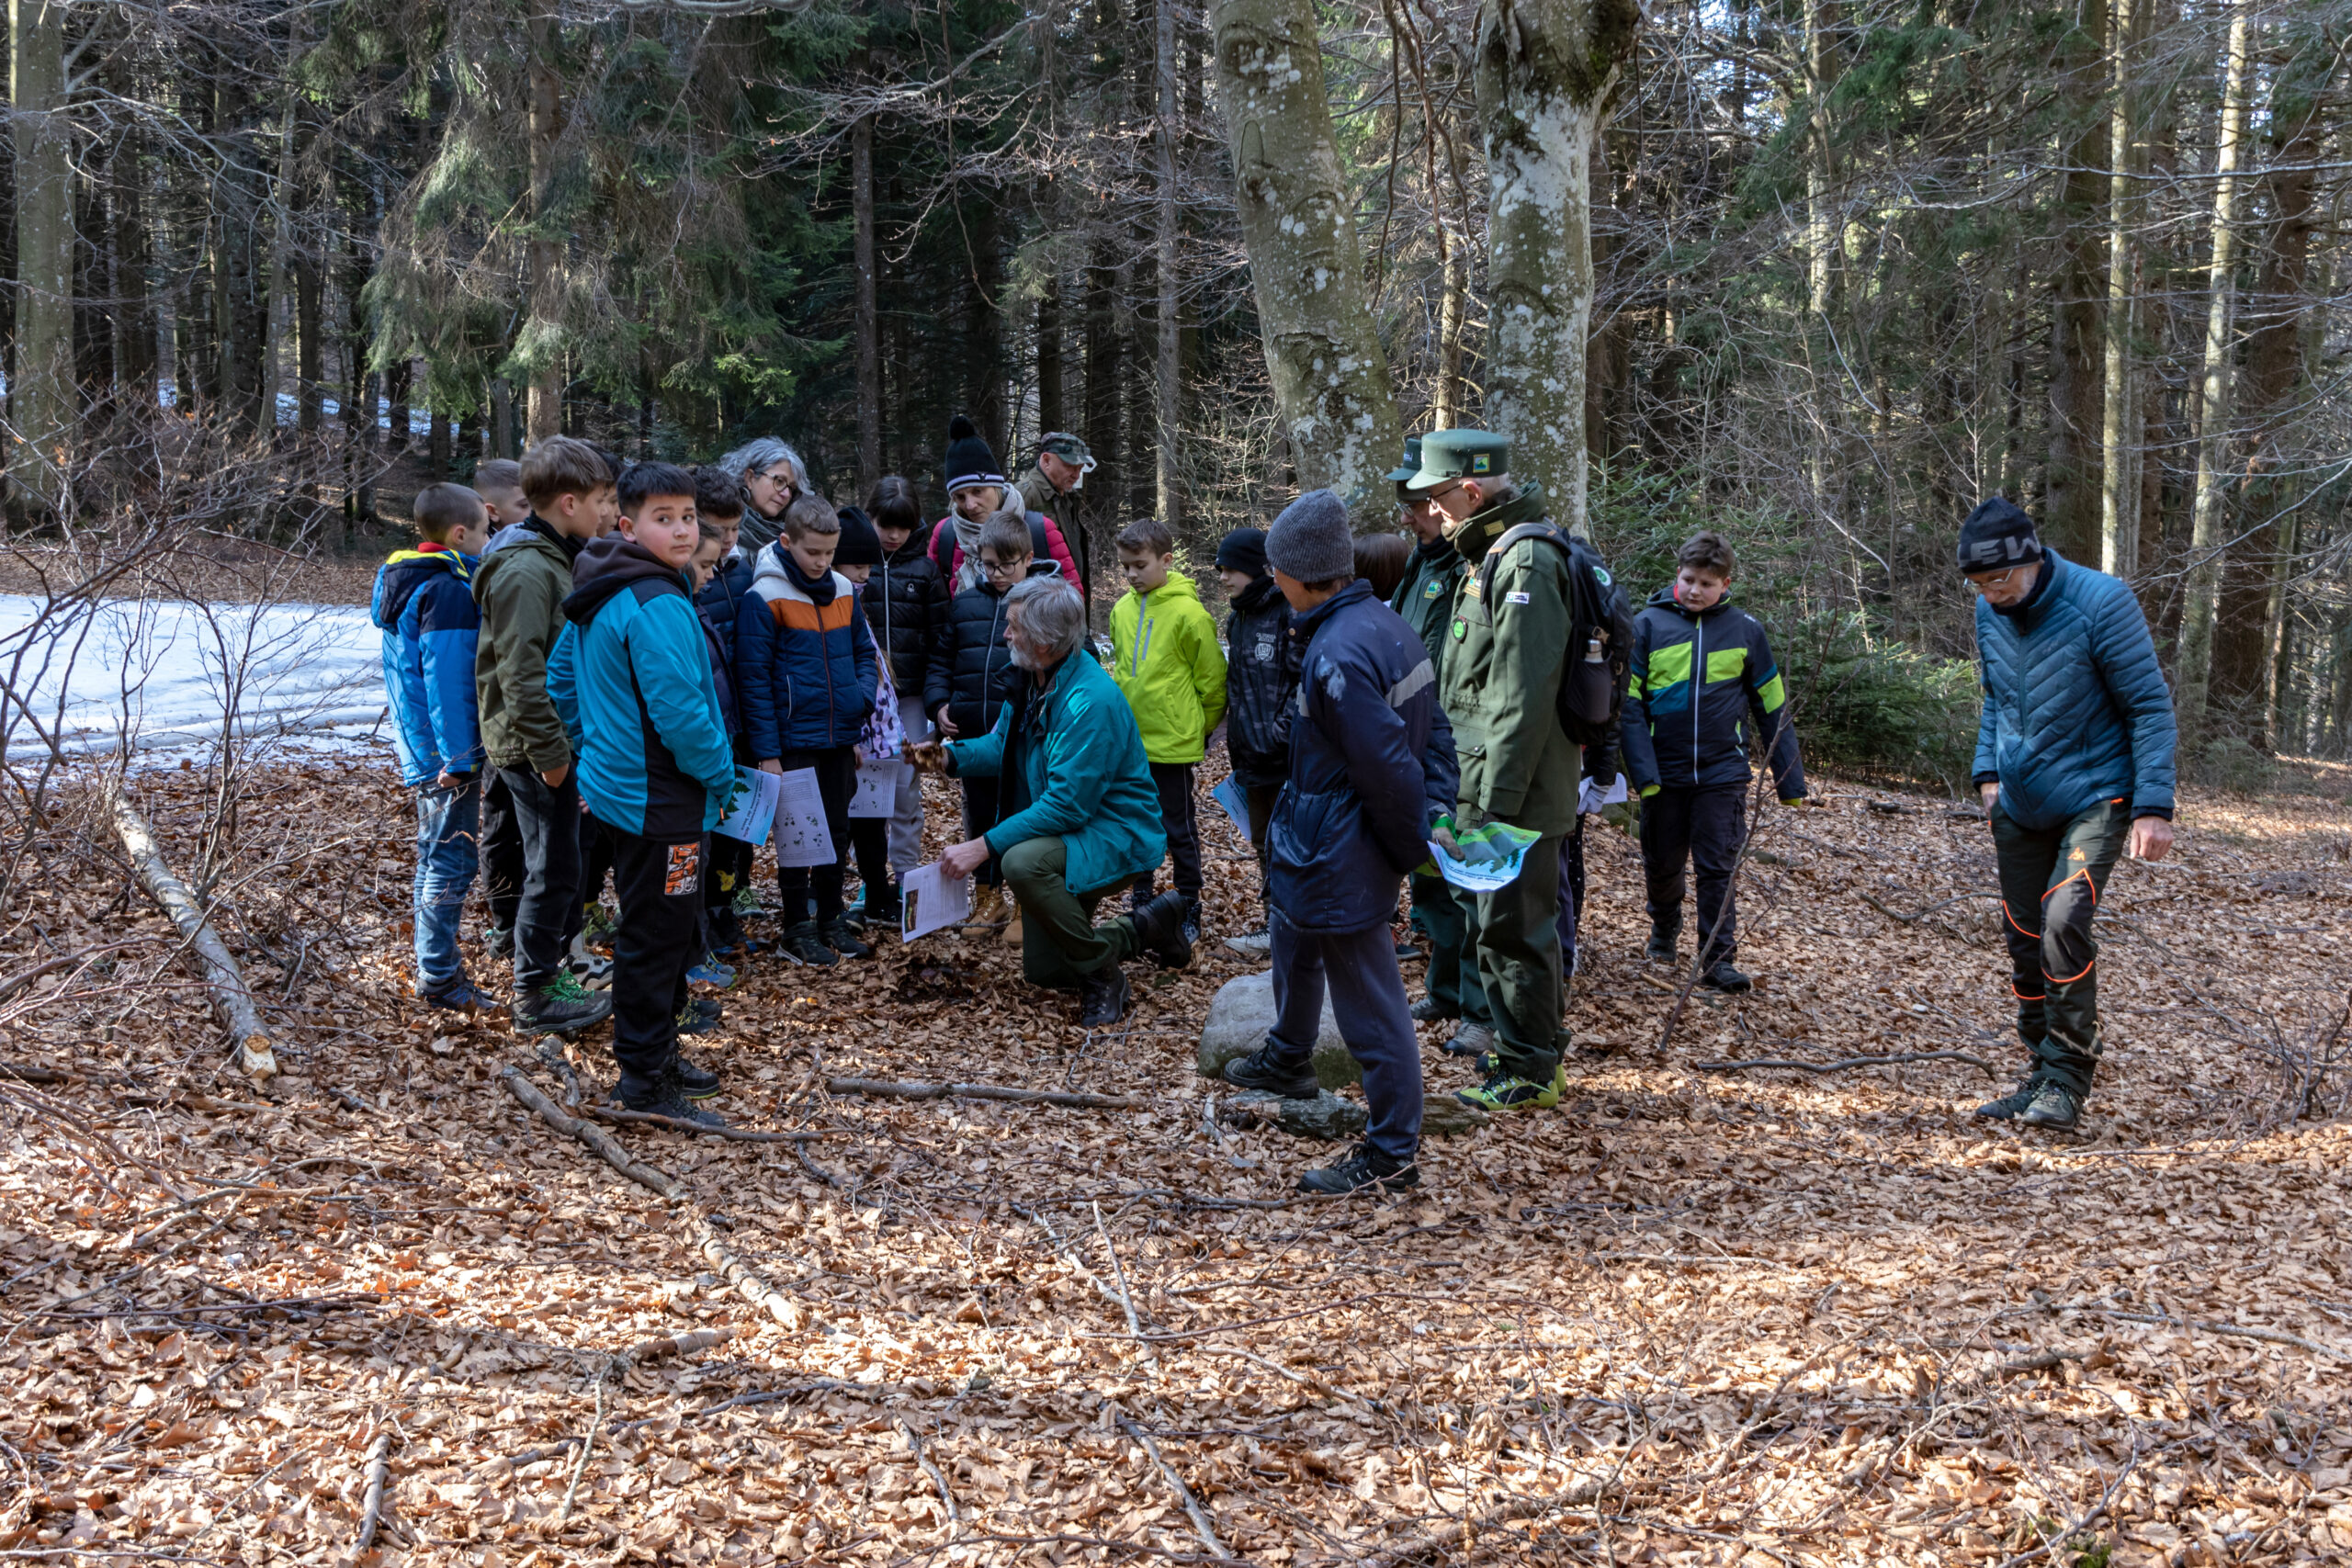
[1641,783,1747,966]
[704,833,754,914]
[1993,799,2129,1098]
[960,776,1002,888]
[1141,761,1203,901]
[580,806,616,921]
[1244,783,1281,918]
[1556,818,1587,972]
[777,747,855,926]
[606,824,698,1085]
[1001,836,1142,988]
[1470,830,1568,1083]
[481,770,524,933]
[492,765,582,994]
[1410,874,1491,1026]
[848,817,892,907]
[1267,914,1422,1166]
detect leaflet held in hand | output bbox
[899,862,972,941]
[714,766,782,846]
[772,767,836,868]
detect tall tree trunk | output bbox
[2098,0,2139,578]
[111,130,157,413]
[214,70,269,444]
[1154,0,1181,526]
[1583,133,1628,468]
[1208,0,1401,514]
[1080,235,1122,610]
[295,243,322,435]
[2044,4,2108,561]
[1473,0,1640,537]
[344,191,375,531]
[490,377,514,460]
[386,359,412,456]
[1036,269,1064,437]
[525,13,565,445]
[852,109,881,498]
[2174,2,2254,757]
[8,0,73,519]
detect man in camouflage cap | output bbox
[1408,430,1580,1114]
[1014,433,1095,517]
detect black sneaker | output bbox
[822,917,872,960]
[1077,965,1131,1026]
[706,906,748,959]
[1974,1078,2043,1121]
[1299,1143,1420,1195]
[1222,1043,1319,1099]
[1645,931,1677,964]
[865,888,902,930]
[419,976,501,1015]
[482,925,514,961]
[677,1056,721,1100]
[676,999,720,1037]
[1126,890,1194,969]
[1440,1021,1496,1058]
[1409,995,1459,1023]
[2018,1082,2083,1130]
[1701,961,1753,993]
[782,921,837,966]
[614,1071,727,1129]
[514,975,613,1035]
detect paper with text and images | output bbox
[1211,774,1251,838]
[772,767,837,867]
[848,760,898,818]
[713,765,782,845]
[899,862,974,941]
[1425,820,1542,894]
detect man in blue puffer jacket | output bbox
[1219,491,1455,1195]
[1962,498,2177,1131]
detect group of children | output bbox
[373,411,1802,1128]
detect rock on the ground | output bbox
[1420,1093,1491,1135]
[1196,972,1357,1089]
[1216,1088,1490,1141]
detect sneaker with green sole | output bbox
[1454,1062,1566,1113]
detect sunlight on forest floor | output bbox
[4,759,2349,1566]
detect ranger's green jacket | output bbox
[1391,534,1465,680]
[1438,484,1583,836]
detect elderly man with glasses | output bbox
[910,577,1194,1026]
[1961,497,2177,1132]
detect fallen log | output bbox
[826,1077,1138,1110]
[101,775,275,1079]
[582,1101,823,1143]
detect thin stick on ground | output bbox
[1114,1409,1227,1562]
[582,1102,824,1142]
[556,1373,606,1527]
[1094,1199,1154,1360]
[353,1432,393,1553]
[1355,1480,1607,1568]
[827,1077,1139,1110]
[899,1417,961,1533]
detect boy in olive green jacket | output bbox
[1108,517,1227,923]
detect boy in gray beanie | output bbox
[1264,489,1356,583]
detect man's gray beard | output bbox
[1007,637,1045,671]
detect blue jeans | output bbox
[1268,914,1423,1165]
[413,777,481,988]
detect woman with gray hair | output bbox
[712,436,808,550]
[907,576,1193,1025]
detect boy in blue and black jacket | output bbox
[1620,530,1807,993]
[737,492,880,965]
[373,482,493,1013]
[560,462,738,1125]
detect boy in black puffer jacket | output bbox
[925,509,1057,925]
[862,477,950,897]
[1214,527,1297,952]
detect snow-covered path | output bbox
[0,593,389,761]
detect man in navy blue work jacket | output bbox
[1962,498,2177,1133]
[1219,490,1454,1194]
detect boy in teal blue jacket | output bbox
[557,462,736,1125]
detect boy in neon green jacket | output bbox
[1109,517,1227,922]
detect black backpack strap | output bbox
[1476,521,1573,605]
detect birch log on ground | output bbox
[102,775,277,1079]
[1475,0,1639,535]
[1209,0,1401,517]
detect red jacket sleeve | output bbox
[1037,514,1080,583]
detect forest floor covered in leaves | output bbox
[5,754,2351,1567]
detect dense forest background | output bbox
[3,0,2348,785]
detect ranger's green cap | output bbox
[1385,435,1424,485]
[1405,428,1510,491]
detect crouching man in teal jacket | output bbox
[912,577,1195,1028]
[1962,499,2177,1131]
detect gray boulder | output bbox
[1197,971,1358,1089]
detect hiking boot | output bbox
[1440,1021,1496,1058]
[731,884,766,919]
[1298,1143,1420,1195]
[1126,890,1194,969]
[686,953,737,989]
[865,887,903,930]
[1222,1043,1319,1100]
[514,973,612,1035]
[1409,995,1460,1024]
[1700,961,1752,994]
[1974,1077,2044,1121]
[1077,964,1132,1027]
[582,903,619,952]
[1645,931,1678,964]
[566,930,614,990]
[676,999,720,1037]
[2018,1081,2084,1131]
[482,924,514,962]
[782,921,837,966]
[706,907,749,959]
[614,1070,727,1129]
[1181,897,1204,946]
[823,917,872,961]
[677,1056,721,1100]
[419,976,501,1015]
[1455,1062,1566,1114]
[969,884,1009,929]
[1224,928,1272,955]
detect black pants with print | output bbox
[1992,799,2130,1098]
[607,825,700,1085]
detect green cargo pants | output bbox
[1992,799,2129,1099]
[1468,830,1571,1083]
[1410,874,1492,1026]
[1001,837,1143,991]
